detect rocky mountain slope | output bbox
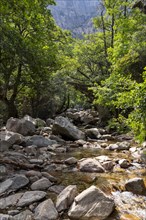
[50,0,101,37]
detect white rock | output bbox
[56,185,78,212]
[68,185,115,220]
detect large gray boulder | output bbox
[35,199,58,220]
[26,135,57,147]
[6,117,35,136]
[52,116,85,140]
[0,131,25,152]
[68,185,115,220]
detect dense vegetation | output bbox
[1,0,146,141]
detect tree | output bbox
[0,0,62,118]
[92,0,146,140]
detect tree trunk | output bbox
[5,100,18,118]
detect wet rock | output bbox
[6,117,35,136]
[0,193,23,209]
[56,185,78,212]
[112,191,146,219]
[125,178,146,194]
[35,199,58,220]
[65,157,78,165]
[17,191,46,207]
[0,175,29,195]
[31,177,52,190]
[13,210,33,220]
[85,128,101,139]
[68,185,115,220]
[52,116,85,140]
[79,158,105,173]
[119,159,130,168]
[26,135,57,147]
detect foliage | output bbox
[0,0,71,118]
[92,0,146,141]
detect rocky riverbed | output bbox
[0,109,146,220]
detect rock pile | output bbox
[0,110,146,219]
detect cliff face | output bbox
[50,0,101,37]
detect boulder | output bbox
[79,158,105,173]
[85,128,101,139]
[6,117,35,136]
[56,185,78,212]
[52,116,85,140]
[0,175,29,195]
[125,178,146,194]
[30,178,52,190]
[68,185,115,220]
[0,193,23,209]
[35,199,58,220]
[23,115,36,124]
[0,131,24,151]
[26,135,57,147]
[17,191,46,207]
